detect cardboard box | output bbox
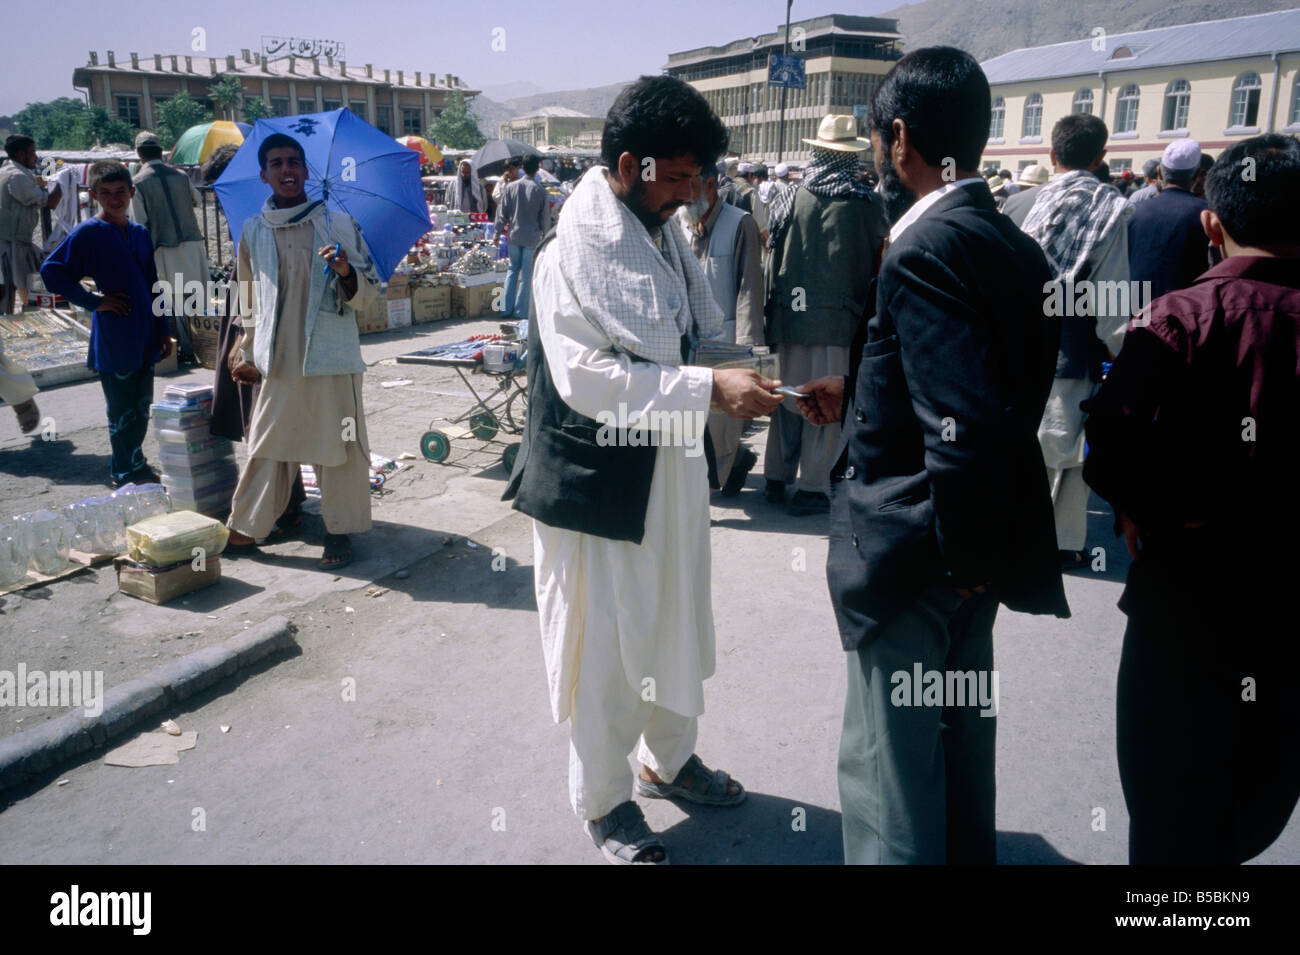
[386,296,412,329]
[386,272,411,298]
[186,313,223,369]
[411,285,451,324]
[451,282,504,320]
[114,555,222,605]
[356,296,389,334]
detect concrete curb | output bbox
[0,615,297,792]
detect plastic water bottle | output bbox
[498,233,508,260]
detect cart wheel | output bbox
[504,388,528,433]
[502,442,520,473]
[470,412,499,441]
[420,430,451,463]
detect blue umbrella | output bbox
[234,122,253,137]
[213,109,429,280]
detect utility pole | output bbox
[776,0,794,162]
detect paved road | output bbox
[1,320,1296,864]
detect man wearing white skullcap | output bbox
[1128,139,1210,300]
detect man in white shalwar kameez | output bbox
[1020,114,1133,563]
[505,76,783,865]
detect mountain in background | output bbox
[879,0,1299,64]
[471,81,632,139]
[465,0,1299,139]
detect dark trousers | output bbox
[1117,545,1299,864]
[99,366,155,482]
[839,585,1000,864]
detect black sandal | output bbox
[320,533,353,570]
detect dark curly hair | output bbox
[201,143,241,184]
[601,75,729,172]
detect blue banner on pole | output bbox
[768,54,806,90]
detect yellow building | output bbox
[665,15,903,164]
[73,48,478,138]
[980,9,1300,176]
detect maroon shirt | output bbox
[1084,255,1300,555]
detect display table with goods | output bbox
[0,309,95,388]
[355,209,508,334]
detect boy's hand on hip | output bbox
[97,292,130,315]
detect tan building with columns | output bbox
[980,10,1300,176]
[72,48,479,140]
[664,14,903,164]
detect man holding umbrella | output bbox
[224,133,381,570]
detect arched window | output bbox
[1230,72,1262,128]
[1022,92,1043,137]
[989,96,1005,139]
[1162,79,1190,131]
[1114,83,1140,134]
[1072,88,1094,114]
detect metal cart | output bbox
[395,341,527,472]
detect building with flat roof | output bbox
[498,106,604,148]
[980,10,1300,175]
[664,14,903,163]
[73,48,479,139]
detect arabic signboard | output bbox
[261,36,346,62]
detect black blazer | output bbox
[827,182,1070,651]
[1127,187,1210,300]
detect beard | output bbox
[876,146,917,225]
[675,189,711,227]
[625,178,682,232]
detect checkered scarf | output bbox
[551,167,723,367]
[1020,170,1129,283]
[767,147,871,249]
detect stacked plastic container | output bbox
[153,382,238,517]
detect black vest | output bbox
[502,232,665,544]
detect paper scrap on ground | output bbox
[104,731,198,767]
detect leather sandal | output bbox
[585,801,668,865]
[635,753,746,807]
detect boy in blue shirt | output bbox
[42,160,173,487]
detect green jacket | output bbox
[766,188,887,346]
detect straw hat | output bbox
[802,114,871,152]
[985,174,1007,194]
[1015,164,1049,187]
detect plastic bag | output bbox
[126,510,229,568]
[0,522,29,585]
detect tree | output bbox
[426,91,486,150]
[207,75,244,121]
[156,92,213,149]
[14,98,88,148]
[242,97,271,123]
[79,105,135,148]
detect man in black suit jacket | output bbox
[798,47,1070,864]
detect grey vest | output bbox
[767,188,886,347]
[0,163,41,244]
[701,201,744,339]
[132,163,202,248]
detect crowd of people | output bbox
[1,43,1297,866]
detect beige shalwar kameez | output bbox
[227,221,372,540]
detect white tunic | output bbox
[530,241,717,725]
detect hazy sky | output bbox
[0,0,908,115]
